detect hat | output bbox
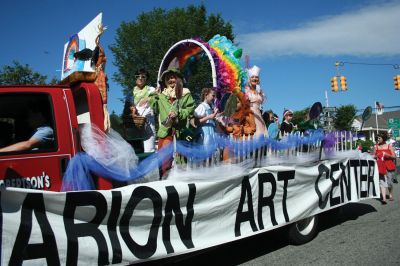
[247,65,261,77]
[160,57,183,84]
[283,109,293,117]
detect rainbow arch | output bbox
[157,35,246,104]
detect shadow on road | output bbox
[318,202,377,232]
[140,202,377,266]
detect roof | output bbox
[354,109,400,130]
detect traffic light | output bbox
[340,76,347,91]
[394,75,400,90]
[331,76,338,92]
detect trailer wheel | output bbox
[287,215,319,245]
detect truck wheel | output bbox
[287,215,319,245]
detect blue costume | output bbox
[194,102,216,146]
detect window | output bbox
[0,93,57,154]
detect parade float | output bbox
[0,14,380,265]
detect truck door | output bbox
[0,87,77,191]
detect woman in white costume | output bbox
[245,65,267,137]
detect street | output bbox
[147,170,400,266]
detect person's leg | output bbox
[387,171,394,200]
[143,115,156,153]
[379,175,388,204]
[380,186,387,204]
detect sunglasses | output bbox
[135,75,147,80]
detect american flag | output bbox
[375,101,384,115]
[375,101,384,109]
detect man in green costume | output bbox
[150,67,195,177]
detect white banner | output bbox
[1,158,379,265]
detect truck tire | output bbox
[287,215,319,245]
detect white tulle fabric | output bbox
[80,123,138,177]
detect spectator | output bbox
[373,132,396,204]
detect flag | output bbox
[375,101,384,115]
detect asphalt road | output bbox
[145,170,400,266]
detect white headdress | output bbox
[247,65,261,77]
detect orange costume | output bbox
[225,92,256,139]
[222,92,256,161]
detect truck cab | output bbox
[0,82,113,191]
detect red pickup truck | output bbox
[0,81,114,191]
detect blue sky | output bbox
[1,0,399,117]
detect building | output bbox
[352,109,400,141]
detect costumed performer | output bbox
[262,110,279,129]
[194,88,219,146]
[93,24,111,131]
[220,92,256,161]
[130,68,156,153]
[280,109,297,136]
[245,65,267,137]
[149,66,195,177]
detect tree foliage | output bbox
[110,4,234,102]
[333,104,357,131]
[292,108,309,126]
[109,111,124,136]
[0,61,49,85]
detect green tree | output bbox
[292,108,309,126]
[109,111,124,136]
[0,61,48,85]
[333,104,357,131]
[110,4,234,102]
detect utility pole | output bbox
[245,54,250,69]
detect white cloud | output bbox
[237,2,400,57]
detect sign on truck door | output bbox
[0,87,78,191]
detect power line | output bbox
[337,61,399,69]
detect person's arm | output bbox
[148,93,159,110]
[0,138,41,153]
[178,92,195,120]
[198,111,217,123]
[280,121,287,134]
[195,105,218,124]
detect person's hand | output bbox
[137,97,149,107]
[130,106,137,115]
[155,86,161,94]
[209,108,219,119]
[169,111,177,118]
